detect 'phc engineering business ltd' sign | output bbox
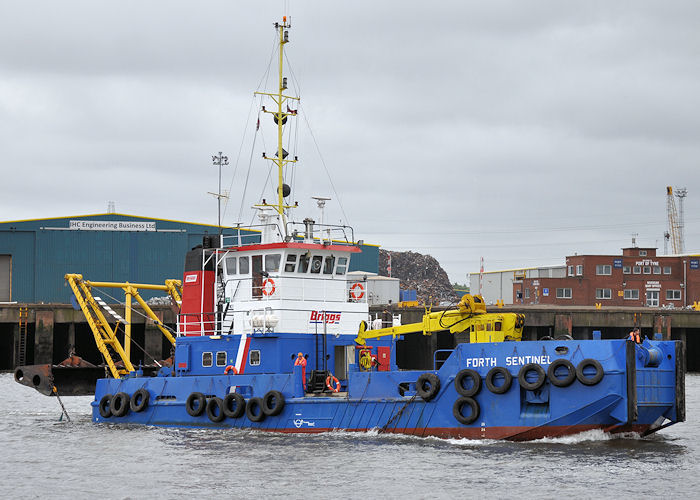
[69,220,156,231]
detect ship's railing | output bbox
[433,349,455,371]
[178,305,365,336]
[218,222,358,248]
[285,222,355,246]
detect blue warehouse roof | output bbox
[0,213,379,303]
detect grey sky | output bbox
[1,1,698,283]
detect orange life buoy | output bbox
[224,365,238,375]
[350,282,365,301]
[262,278,276,296]
[326,375,340,393]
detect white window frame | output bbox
[595,288,612,300]
[576,265,583,276]
[567,265,574,277]
[666,289,681,300]
[596,265,612,275]
[643,266,651,274]
[623,265,631,274]
[653,266,661,275]
[639,250,647,256]
[556,288,572,299]
[663,266,672,275]
[249,349,261,366]
[216,351,227,367]
[633,265,641,274]
[623,289,639,300]
[202,352,213,367]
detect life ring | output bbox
[111,392,130,417]
[262,390,286,415]
[485,367,513,394]
[548,359,576,387]
[453,397,480,425]
[576,358,604,386]
[206,397,226,423]
[416,373,441,401]
[518,363,546,391]
[454,369,481,397]
[350,282,365,301]
[262,278,276,296]
[130,388,150,412]
[326,375,341,393]
[224,365,238,375]
[186,392,206,417]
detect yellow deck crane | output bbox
[355,294,525,346]
[65,274,182,379]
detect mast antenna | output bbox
[254,17,300,237]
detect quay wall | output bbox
[2,303,698,372]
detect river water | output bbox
[1,372,698,499]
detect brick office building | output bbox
[515,247,700,308]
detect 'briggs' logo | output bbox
[310,311,341,324]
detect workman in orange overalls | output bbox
[628,328,641,344]
[294,352,307,389]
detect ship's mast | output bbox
[255,17,300,237]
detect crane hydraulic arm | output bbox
[355,294,525,345]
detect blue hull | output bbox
[92,338,684,441]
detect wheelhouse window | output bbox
[596,265,612,275]
[265,254,281,273]
[595,288,612,300]
[225,256,237,275]
[666,290,681,300]
[216,351,227,366]
[298,254,310,273]
[310,255,323,274]
[285,254,298,272]
[249,350,261,366]
[239,256,250,274]
[336,257,348,275]
[624,289,639,300]
[556,288,572,299]
[202,352,213,367]
[323,256,335,274]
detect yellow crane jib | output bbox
[355,294,525,346]
[65,273,182,379]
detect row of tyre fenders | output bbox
[96,358,603,426]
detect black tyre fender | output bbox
[453,397,480,425]
[518,363,546,391]
[416,373,441,402]
[130,388,150,412]
[548,359,576,387]
[576,358,604,386]
[186,392,206,417]
[206,397,226,423]
[262,390,285,416]
[98,394,113,418]
[246,397,266,422]
[111,392,130,417]
[223,393,245,419]
[454,369,481,397]
[485,367,513,394]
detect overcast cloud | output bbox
[1,1,698,283]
